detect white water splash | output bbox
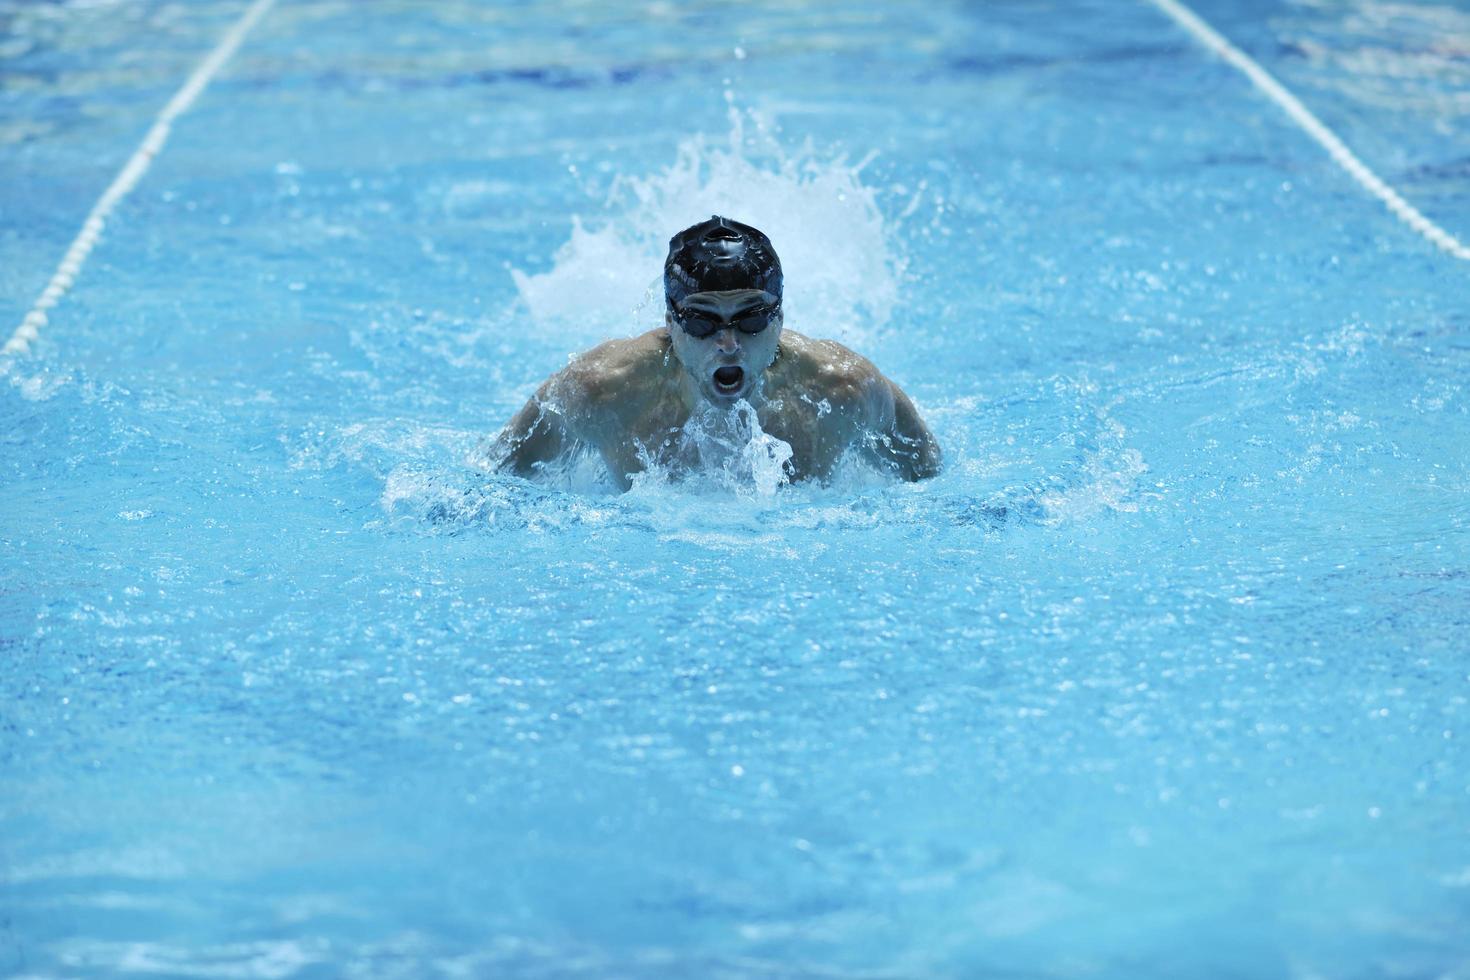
[511,107,901,347]
[628,399,794,500]
[1036,415,1150,524]
[4,364,71,401]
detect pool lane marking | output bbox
[1145,0,1470,263]
[3,0,279,359]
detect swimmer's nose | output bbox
[712,327,740,353]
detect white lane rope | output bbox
[3,0,279,359]
[1145,0,1470,262]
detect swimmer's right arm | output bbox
[490,376,580,476]
[489,339,638,476]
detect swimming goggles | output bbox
[672,302,781,339]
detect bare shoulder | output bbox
[557,328,670,407]
[775,330,885,401]
[775,330,939,479]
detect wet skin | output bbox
[492,289,941,490]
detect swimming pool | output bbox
[3,0,1468,974]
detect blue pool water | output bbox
[3,0,1469,975]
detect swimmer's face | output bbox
[666,289,783,405]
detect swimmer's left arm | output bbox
[860,372,942,481]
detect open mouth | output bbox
[712,365,744,395]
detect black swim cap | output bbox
[664,216,782,308]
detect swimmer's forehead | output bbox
[675,289,780,312]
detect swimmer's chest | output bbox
[594,392,850,484]
[760,398,853,480]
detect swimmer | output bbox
[491,216,940,489]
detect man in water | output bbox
[491,216,940,489]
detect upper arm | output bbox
[875,378,942,480]
[488,337,644,477]
[489,367,593,476]
[840,359,940,481]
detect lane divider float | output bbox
[1146,0,1470,262]
[4,0,279,359]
